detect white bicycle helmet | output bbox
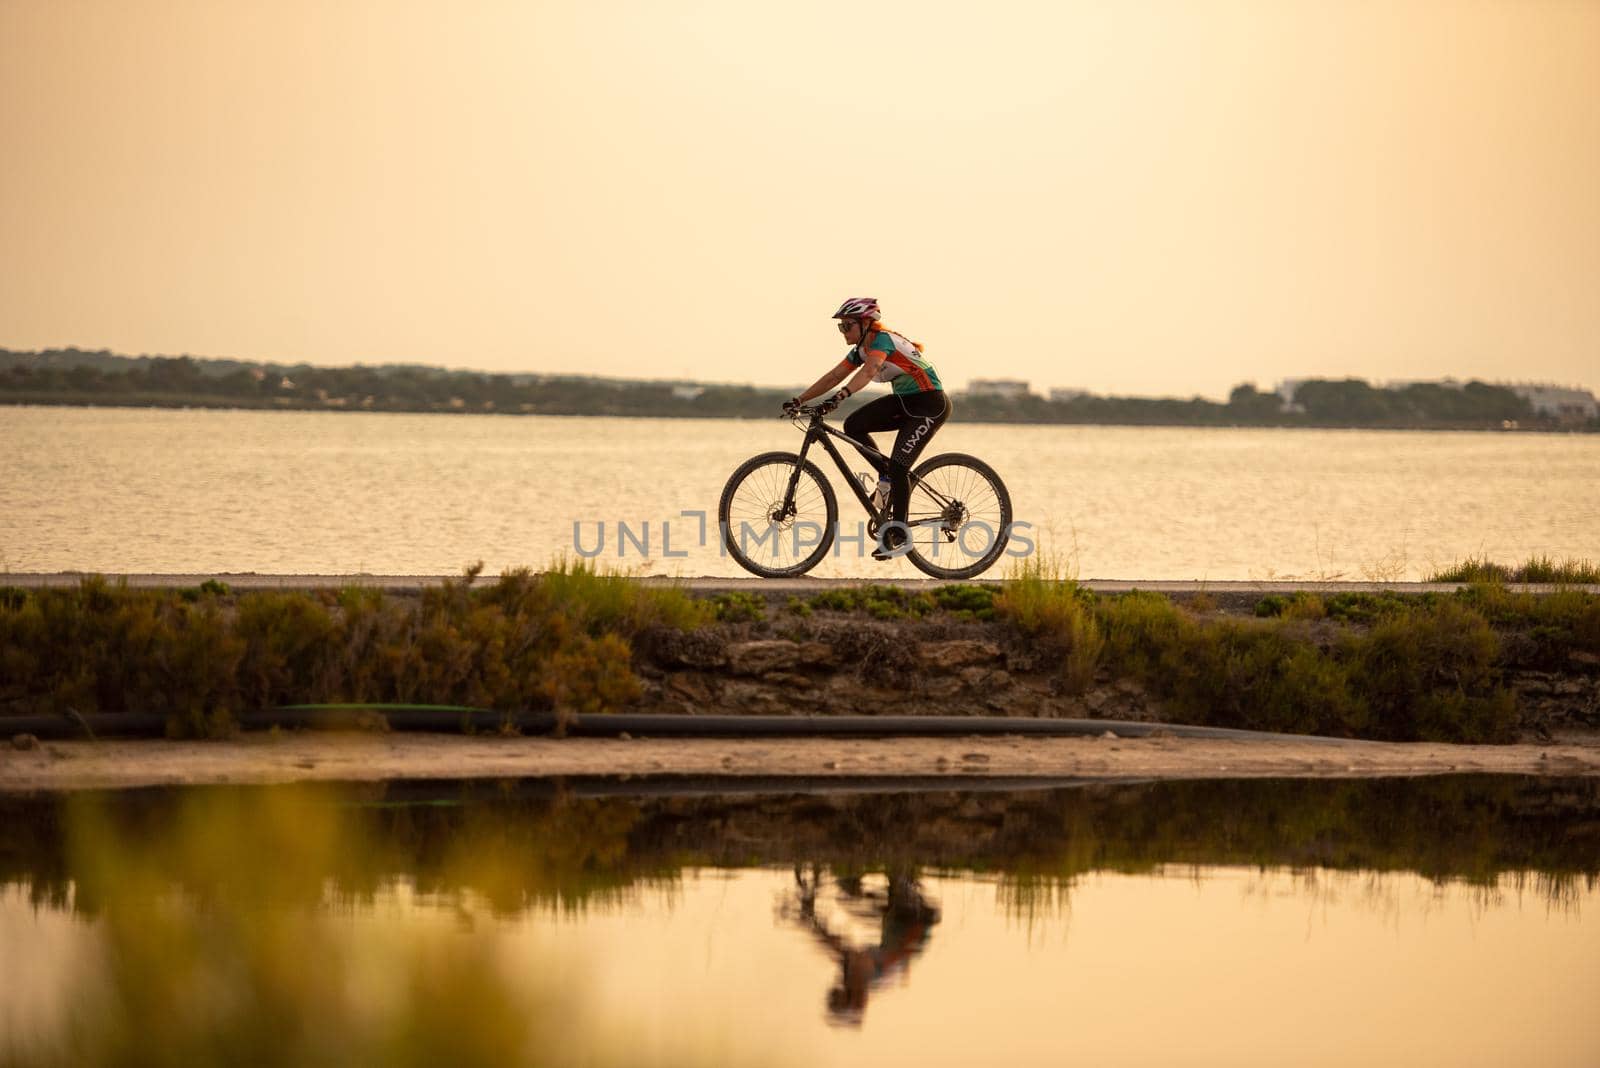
[832,297,881,321]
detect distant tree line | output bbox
[1,347,1589,431]
[951,380,1553,429]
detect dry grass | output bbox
[1428,555,1600,584]
[995,554,1104,693]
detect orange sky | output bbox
[2,0,1596,396]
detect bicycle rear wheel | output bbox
[901,453,1013,579]
[719,451,838,578]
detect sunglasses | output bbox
[836,320,858,333]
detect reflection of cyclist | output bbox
[783,298,952,560]
[789,864,941,1026]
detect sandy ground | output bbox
[4,732,1599,792]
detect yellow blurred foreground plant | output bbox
[2,786,724,1068]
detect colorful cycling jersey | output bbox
[846,330,943,396]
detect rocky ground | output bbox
[636,615,1600,740]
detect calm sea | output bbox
[1,406,1595,578]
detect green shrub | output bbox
[707,591,766,623]
[1348,599,1513,742]
[178,578,233,603]
[488,559,711,633]
[1099,592,1185,681]
[1099,595,1364,736]
[1254,595,1290,618]
[1453,584,1600,650]
[1281,594,1327,621]
[803,582,996,621]
[997,564,1103,692]
[1323,592,1414,625]
[1097,594,1525,741]
[538,633,641,722]
[1166,620,1361,736]
[235,592,339,708]
[0,564,686,736]
[808,585,937,620]
[932,584,999,620]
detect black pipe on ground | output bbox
[367,774,1157,802]
[3,704,1361,745]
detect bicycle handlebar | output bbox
[780,404,830,422]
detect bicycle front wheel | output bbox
[902,453,1013,580]
[718,451,838,578]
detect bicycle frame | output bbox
[785,410,957,528]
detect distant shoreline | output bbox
[6,397,1594,434]
[5,347,1595,432]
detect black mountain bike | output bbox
[718,404,1014,579]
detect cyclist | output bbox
[784,297,951,559]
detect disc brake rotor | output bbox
[766,500,796,529]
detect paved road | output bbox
[8,572,1595,601]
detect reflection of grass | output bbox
[990,777,1600,918]
[398,793,673,917]
[7,778,1594,933]
[9,786,720,1068]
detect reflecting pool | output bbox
[2,777,1597,1066]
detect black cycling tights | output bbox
[842,391,952,523]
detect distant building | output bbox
[967,378,1033,399]
[1506,383,1598,421]
[1272,379,1306,412]
[1049,388,1088,403]
[670,385,705,401]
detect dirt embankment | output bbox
[6,583,1600,791]
[10,608,1599,792]
[634,614,1600,740]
